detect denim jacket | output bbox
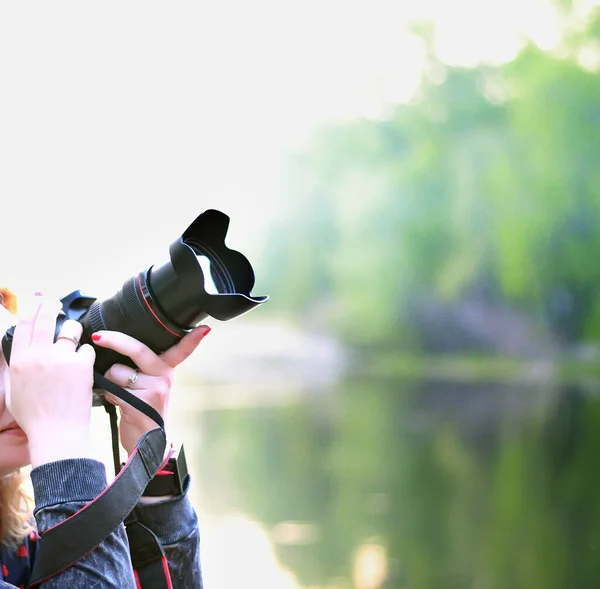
[0,459,203,588]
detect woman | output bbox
[0,289,209,588]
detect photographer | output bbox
[0,291,208,588]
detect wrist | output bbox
[28,426,93,468]
[127,438,173,462]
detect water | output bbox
[171,362,600,589]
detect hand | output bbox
[94,325,211,457]
[7,295,96,466]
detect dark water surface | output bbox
[184,363,600,589]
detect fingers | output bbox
[10,295,42,355]
[92,331,168,376]
[104,362,170,421]
[159,325,212,368]
[77,343,96,366]
[105,363,148,390]
[31,297,63,347]
[54,319,83,351]
[11,295,57,354]
[93,324,211,374]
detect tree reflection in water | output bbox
[189,370,600,589]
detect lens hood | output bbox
[150,209,268,325]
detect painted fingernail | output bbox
[201,326,212,336]
[91,333,102,342]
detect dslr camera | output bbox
[1,209,268,404]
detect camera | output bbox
[1,209,268,405]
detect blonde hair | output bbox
[0,469,35,548]
[0,287,17,315]
[0,288,35,547]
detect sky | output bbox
[0,0,569,304]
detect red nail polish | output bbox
[202,326,212,336]
[91,333,102,342]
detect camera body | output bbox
[1,209,268,405]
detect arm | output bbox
[132,476,203,589]
[3,300,136,588]
[30,458,136,589]
[91,326,211,589]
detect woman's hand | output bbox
[6,295,96,466]
[93,325,211,457]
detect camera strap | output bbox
[27,372,173,589]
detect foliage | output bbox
[260,23,600,348]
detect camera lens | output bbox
[79,209,268,374]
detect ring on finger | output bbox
[126,369,139,387]
[56,334,80,345]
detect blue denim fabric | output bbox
[0,459,202,588]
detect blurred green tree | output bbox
[260,10,600,350]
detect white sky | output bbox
[0,0,566,302]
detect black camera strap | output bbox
[27,373,173,589]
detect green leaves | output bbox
[261,19,600,347]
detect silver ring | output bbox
[126,370,139,387]
[56,334,80,345]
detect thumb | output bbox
[160,324,212,368]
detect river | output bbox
[92,319,600,589]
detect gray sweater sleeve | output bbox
[132,476,203,589]
[30,458,137,588]
[0,459,203,589]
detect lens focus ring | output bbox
[122,277,147,322]
[87,302,107,333]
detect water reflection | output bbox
[199,513,301,589]
[185,368,600,589]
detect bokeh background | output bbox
[2,1,600,587]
